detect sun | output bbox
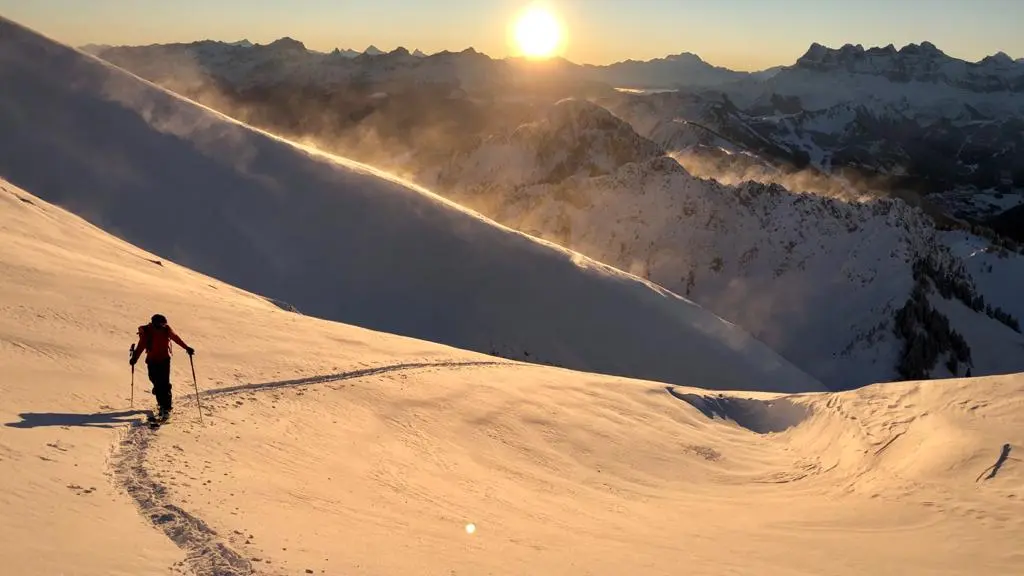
[512,6,564,59]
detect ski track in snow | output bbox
[111,359,519,576]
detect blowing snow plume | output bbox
[668,148,955,223]
[0,17,822,393]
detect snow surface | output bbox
[1,178,1022,575]
[0,17,823,393]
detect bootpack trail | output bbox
[110,359,518,576]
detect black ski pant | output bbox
[146,359,173,411]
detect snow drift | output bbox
[1,177,1021,575]
[0,17,823,393]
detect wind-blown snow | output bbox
[1,178,1021,575]
[0,17,823,393]
[418,100,1024,389]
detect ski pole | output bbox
[129,343,135,408]
[189,354,203,424]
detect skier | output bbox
[130,313,194,421]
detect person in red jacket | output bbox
[130,313,194,419]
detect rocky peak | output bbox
[980,51,1015,67]
[545,98,626,132]
[793,41,1024,92]
[265,37,306,52]
[898,41,945,57]
[665,52,706,64]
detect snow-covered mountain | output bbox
[2,17,1022,576]
[792,42,1024,93]
[576,52,751,89]
[411,99,1024,389]
[606,43,1024,224]
[722,41,1024,120]
[4,176,1023,576]
[0,16,823,393]
[433,100,664,191]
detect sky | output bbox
[2,0,1021,70]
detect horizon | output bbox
[74,36,1023,71]
[2,0,1022,71]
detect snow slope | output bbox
[0,177,481,574]
[419,100,1024,389]
[0,17,823,393]
[2,178,1022,575]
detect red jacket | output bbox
[132,323,189,364]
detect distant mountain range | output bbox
[82,39,426,60]
[84,37,1024,236]
[81,37,1020,89]
[79,35,1024,388]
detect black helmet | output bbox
[151,314,167,326]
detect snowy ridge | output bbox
[418,100,1024,389]
[0,16,824,393]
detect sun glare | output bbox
[512,6,564,59]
